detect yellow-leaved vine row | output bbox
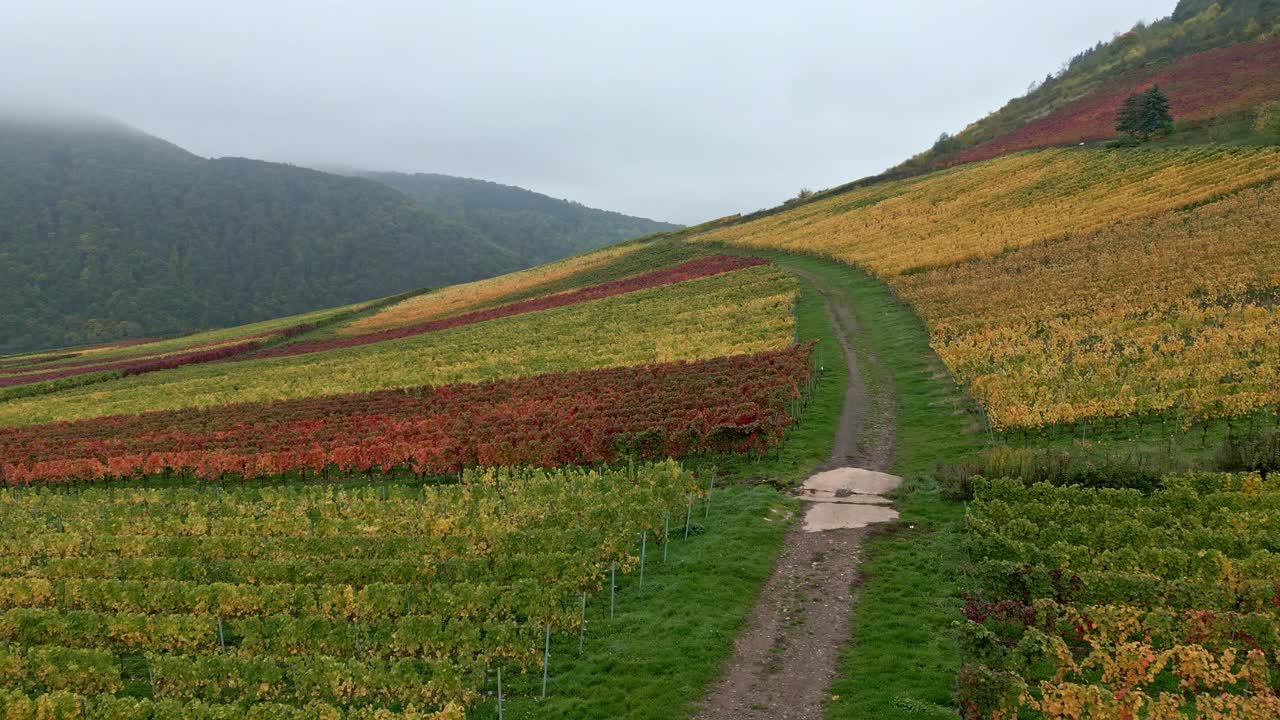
[0,461,703,717]
[691,147,1280,428]
[340,242,643,335]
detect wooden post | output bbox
[541,623,551,699]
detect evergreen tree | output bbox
[1139,86,1174,139]
[1115,92,1146,138]
[1115,86,1175,142]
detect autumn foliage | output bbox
[959,475,1280,719]
[693,147,1280,430]
[1,346,813,486]
[247,254,767,360]
[951,38,1280,165]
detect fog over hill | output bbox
[1,1,1173,222]
[0,112,676,353]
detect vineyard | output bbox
[693,147,1280,276]
[0,302,372,400]
[0,346,813,486]
[0,263,796,426]
[339,242,650,335]
[0,245,825,718]
[0,462,703,719]
[958,474,1280,719]
[896,181,1280,429]
[690,146,1280,430]
[246,255,761,361]
[950,38,1280,166]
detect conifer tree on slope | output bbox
[1115,86,1174,142]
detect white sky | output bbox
[1,0,1175,223]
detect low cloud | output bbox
[1,0,1172,223]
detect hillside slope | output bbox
[897,0,1280,173]
[360,171,681,263]
[688,145,1280,429]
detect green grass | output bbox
[468,485,798,720]
[704,249,1278,718]
[1151,111,1280,149]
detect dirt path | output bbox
[793,267,895,473]
[693,267,897,720]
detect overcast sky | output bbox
[2,1,1175,224]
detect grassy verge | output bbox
[470,485,798,719]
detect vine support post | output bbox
[639,530,647,592]
[684,495,692,540]
[610,561,616,621]
[541,622,551,699]
[578,591,587,655]
[217,618,226,652]
[663,514,670,563]
[497,666,503,720]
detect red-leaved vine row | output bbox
[951,38,1280,166]
[0,345,815,485]
[0,325,314,389]
[246,254,769,360]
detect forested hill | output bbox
[0,114,668,354]
[359,171,681,264]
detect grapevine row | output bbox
[1,346,813,485]
[0,688,465,719]
[248,254,766,360]
[0,265,798,425]
[0,463,701,715]
[957,474,1280,718]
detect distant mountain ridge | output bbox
[0,113,676,354]
[357,171,680,264]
